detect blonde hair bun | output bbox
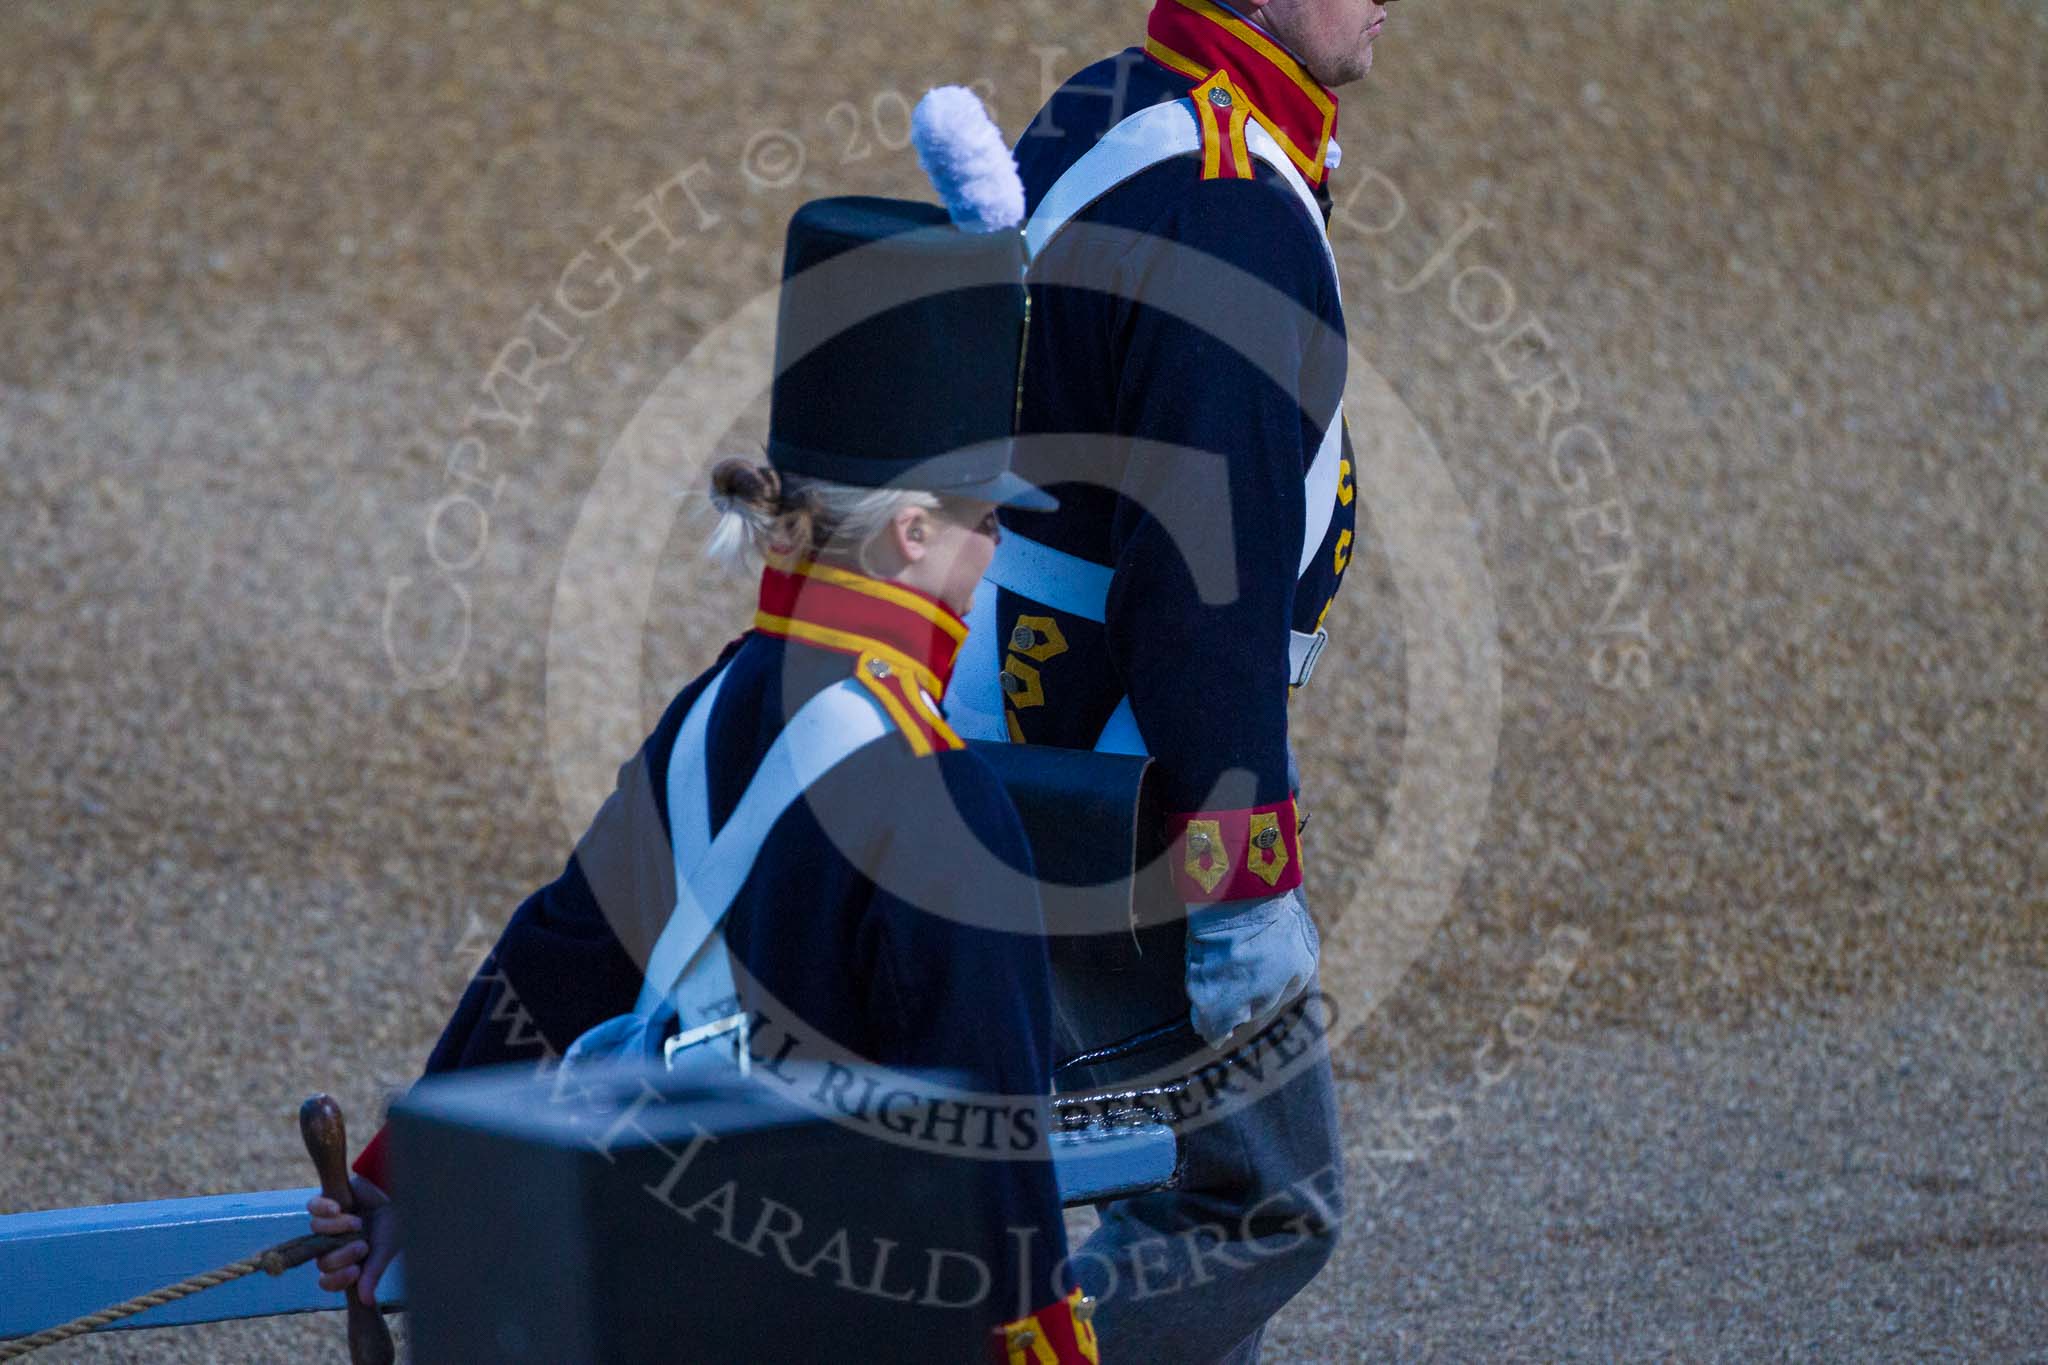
[703,459,935,575]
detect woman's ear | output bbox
[886,506,931,567]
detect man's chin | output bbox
[1317,46,1374,89]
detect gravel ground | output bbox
[1,0,2042,1360]
[1267,974,2048,1362]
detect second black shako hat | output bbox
[766,194,1053,512]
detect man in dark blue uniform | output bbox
[947,1,1402,1359]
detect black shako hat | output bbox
[766,195,1054,512]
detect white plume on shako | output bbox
[911,86,1025,233]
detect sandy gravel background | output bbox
[2,0,2042,1360]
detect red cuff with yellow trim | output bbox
[1165,797,1303,902]
[351,1125,392,1194]
[987,1288,1100,1364]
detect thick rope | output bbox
[0,1233,351,1360]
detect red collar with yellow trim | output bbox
[1144,0,1340,187]
[754,559,966,698]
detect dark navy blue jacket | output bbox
[995,0,1358,904]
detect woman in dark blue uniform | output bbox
[308,185,1102,1364]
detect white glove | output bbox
[1184,887,1320,1048]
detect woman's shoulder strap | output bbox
[849,649,965,759]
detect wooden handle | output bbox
[300,1095,397,1365]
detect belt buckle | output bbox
[662,1010,751,1077]
[1289,628,1330,688]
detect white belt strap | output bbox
[633,673,891,1026]
[1297,410,1344,580]
[1024,99,1335,275]
[989,528,1114,620]
[661,664,729,878]
[951,589,1009,743]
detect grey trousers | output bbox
[1050,921,1344,1364]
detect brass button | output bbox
[1074,1296,1097,1323]
[1007,1327,1038,1350]
[1187,830,1213,857]
[1010,625,1038,651]
[1207,86,1234,109]
[865,658,892,680]
[1253,827,1281,851]
[999,670,1025,695]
